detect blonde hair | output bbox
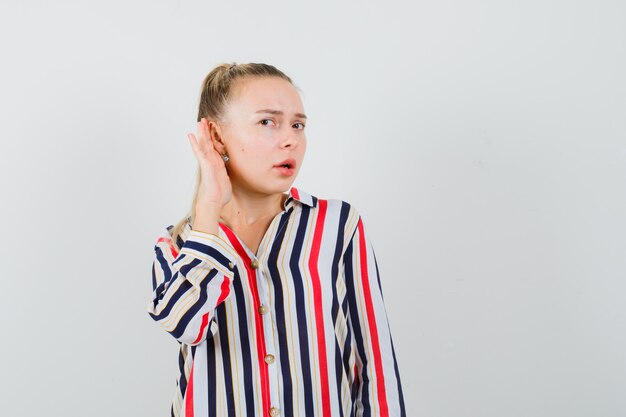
[169,62,296,250]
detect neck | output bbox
[220,188,288,228]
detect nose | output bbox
[280,128,299,148]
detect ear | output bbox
[207,120,227,153]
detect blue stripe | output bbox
[216,306,235,416]
[344,234,372,416]
[178,239,233,270]
[206,335,217,417]
[154,245,172,288]
[291,207,315,416]
[330,201,352,417]
[389,330,407,417]
[232,268,256,417]
[177,346,187,401]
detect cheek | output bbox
[298,140,307,158]
[238,144,273,169]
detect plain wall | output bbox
[0,0,625,416]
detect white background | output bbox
[1,0,625,416]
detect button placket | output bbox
[253,259,281,414]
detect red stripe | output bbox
[291,186,300,201]
[219,223,271,417]
[217,276,231,304]
[192,313,210,346]
[308,199,332,417]
[190,273,231,345]
[356,218,389,416]
[157,236,179,258]
[185,360,195,417]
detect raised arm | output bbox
[147,226,238,346]
[343,211,406,417]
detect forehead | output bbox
[227,76,304,115]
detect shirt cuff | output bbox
[176,229,238,277]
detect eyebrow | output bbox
[255,108,308,119]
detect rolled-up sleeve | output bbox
[147,226,239,346]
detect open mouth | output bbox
[274,158,296,170]
[274,158,296,176]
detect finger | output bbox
[187,133,196,151]
[187,133,202,160]
[196,120,205,145]
[195,121,210,154]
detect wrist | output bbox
[195,200,223,215]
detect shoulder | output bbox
[299,188,360,215]
[299,188,363,238]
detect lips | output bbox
[274,158,296,170]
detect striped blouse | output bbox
[147,186,406,417]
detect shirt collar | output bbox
[285,186,317,209]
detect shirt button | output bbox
[228,261,234,270]
[258,305,269,315]
[250,259,259,269]
[264,354,275,364]
[269,406,280,416]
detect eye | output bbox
[260,119,275,126]
[293,122,305,130]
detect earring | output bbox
[222,154,229,162]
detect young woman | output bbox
[147,62,406,417]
